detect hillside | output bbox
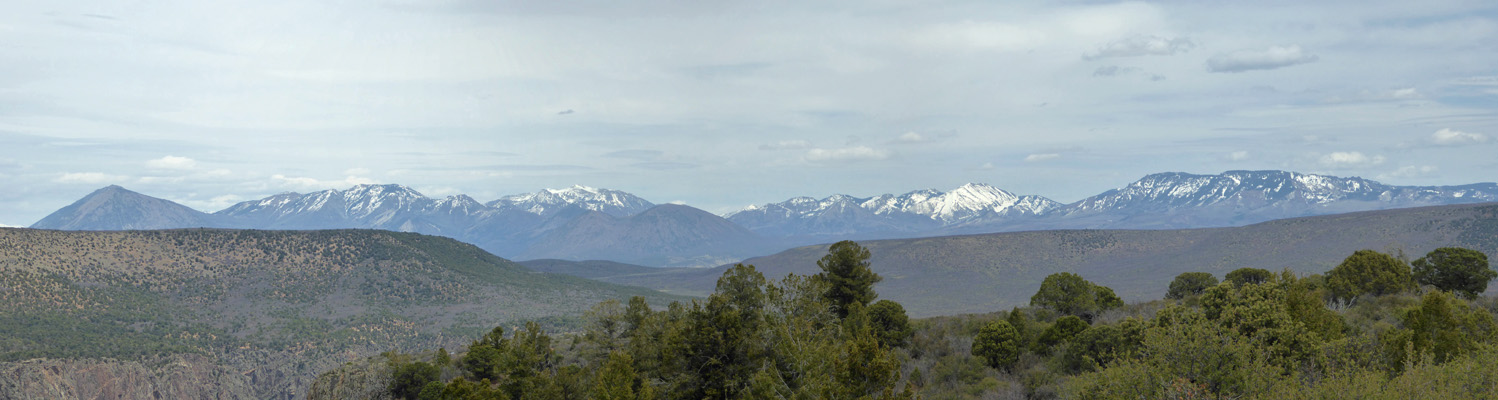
[0,228,685,399]
[518,259,690,281]
[590,202,1498,317]
[517,204,778,267]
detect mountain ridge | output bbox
[30,170,1498,266]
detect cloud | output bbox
[1091,66,1164,81]
[136,176,185,184]
[55,172,129,184]
[891,131,955,144]
[603,149,664,160]
[1430,128,1487,146]
[1390,88,1419,99]
[557,109,574,115]
[1085,35,1194,59]
[632,161,698,170]
[1318,151,1385,168]
[272,174,376,190]
[909,21,1046,52]
[1207,45,1319,73]
[145,155,197,170]
[804,146,891,162]
[1227,151,1250,161]
[1323,87,1425,104]
[759,140,812,150]
[1380,165,1438,180]
[1092,65,1138,77]
[422,164,593,172]
[1024,153,1061,162]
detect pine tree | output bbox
[815,240,881,318]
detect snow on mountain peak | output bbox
[733,183,1055,226]
[491,186,654,217]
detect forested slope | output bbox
[0,228,684,399]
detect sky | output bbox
[2,0,1497,227]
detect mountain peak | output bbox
[32,186,217,230]
[345,183,425,196]
[490,186,654,218]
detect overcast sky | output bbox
[2,0,1496,226]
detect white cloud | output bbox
[417,186,463,197]
[145,156,198,170]
[1085,35,1194,59]
[1024,153,1061,162]
[137,176,185,184]
[1430,128,1487,146]
[909,21,1047,52]
[1380,165,1438,179]
[1092,65,1138,77]
[1207,45,1319,73]
[898,132,928,143]
[1319,151,1385,168]
[759,140,812,150]
[271,174,377,190]
[55,172,129,184]
[0,223,17,228]
[804,146,891,162]
[1227,151,1250,161]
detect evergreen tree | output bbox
[593,351,640,400]
[815,240,881,319]
[1413,247,1496,299]
[1036,315,1090,354]
[868,300,913,348]
[1166,272,1219,299]
[390,361,440,400]
[972,320,1021,371]
[1224,268,1273,286]
[1031,272,1122,321]
[1327,250,1415,304]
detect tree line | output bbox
[370,244,1498,399]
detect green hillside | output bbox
[589,202,1498,317]
[0,228,687,399]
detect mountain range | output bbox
[574,201,1498,316]
[30,170,1498,266]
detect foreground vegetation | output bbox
[365,243,1498,399]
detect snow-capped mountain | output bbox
[210,184,751,267]
[487,185,654,218]
[29,170,1498,266]
[216,184,443,232]
[727,183,1060,238]
[863,183,1061,222]
[1047,170,1498,229]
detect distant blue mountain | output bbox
[31,170,1498,266]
